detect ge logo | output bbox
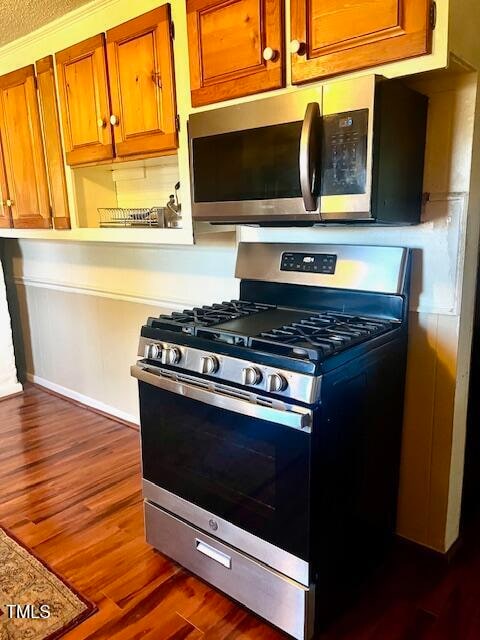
[208,519,218,531]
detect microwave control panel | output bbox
[321,109,368,196]
[281,252,337,274]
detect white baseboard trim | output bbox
[0,381,23,399]
[26,373,139,425]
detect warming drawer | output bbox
[144,500,314,639]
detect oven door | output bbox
[132,363,312,575]
[189,88,322,224]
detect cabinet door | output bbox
[56,34,113,165]
[291,0,433,84]
[0,66,51,229]
[0,140,11,228]
[36,56,71,229]
[106,5,178,158]
[187,0,284,107]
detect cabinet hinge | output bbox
[175,114,180,132]
[152,72,162,89]
[430,1,437,29]
[33,75,38,90]
[170,20,175,40]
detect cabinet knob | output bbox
[97,117,106,128]
[262,47,278,62]
[6,199,13,207]
[290,39,305,55]
[110,114,119,126]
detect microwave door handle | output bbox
[299,102,320,212]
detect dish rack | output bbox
[98,207,167,228]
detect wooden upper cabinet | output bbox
[291,0,434,84]
[56,34,114,165]
[36,56,71,229]
[106,6,178,158]
[187,0,285,107]
[0,65,51,229]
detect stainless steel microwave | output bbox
[189,75,428,226]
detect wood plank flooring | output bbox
[1,385,479,639]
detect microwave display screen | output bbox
[321,109,368,196]
[192,122,304,202]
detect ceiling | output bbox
[0,0,92,47]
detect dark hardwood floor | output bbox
[1,385,479,639]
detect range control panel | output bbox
[321,108,369,196]
[281,252,337,274]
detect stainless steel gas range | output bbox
[131,243,411,639]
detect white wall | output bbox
[3,235,238,422]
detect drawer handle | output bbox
[195,539,231,569]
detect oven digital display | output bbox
[281,252,337,274]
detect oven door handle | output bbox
[131,364,312,433]
[299,102,320,212]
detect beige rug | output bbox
[0,527,96,640]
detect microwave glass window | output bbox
[193,122,304,202]
[321,109,369,196]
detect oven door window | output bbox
[192,122,303,203]
[139,382,310,561]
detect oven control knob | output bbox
[242,367,263,386]
[162,347,181,365]
[267,373,288,393]
[145,343,161,359]
[201,355,219,374]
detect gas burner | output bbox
[251,312,394,360]
[147,303,396,364]
[150,300,275,334]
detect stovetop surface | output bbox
[148,299,397,363]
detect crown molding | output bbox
[0,0,138,61]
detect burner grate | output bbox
[150,300,274,334]
[147,302,397,363]
[250,312,394,360]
